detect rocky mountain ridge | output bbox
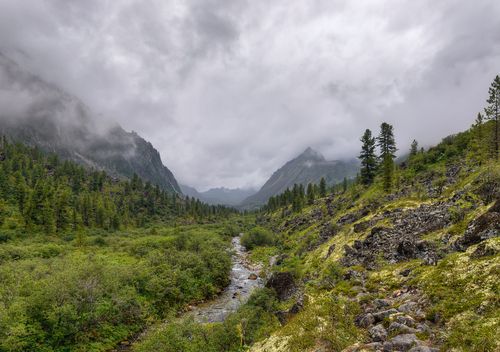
[180,184,256,206]
[0,53,181,193]
[241,147,359,208]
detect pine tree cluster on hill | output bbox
[263,75,500,214]
[0,139,236,235]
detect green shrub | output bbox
[0,232,11,243]
[241,227,274,250]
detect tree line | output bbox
[358,74,499,190]
[0,139,237,235]
[264,74,500,213]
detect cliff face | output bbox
[0,53,181,193]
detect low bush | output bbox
[241,226,274,250]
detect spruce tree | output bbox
[358,129,377,185]
[306,183,315,205]
[485,75,500,159]
[377,122,397,192]
[319,177,327,197]
[410,140,418,157]
[473,112,485,162]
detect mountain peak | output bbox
[299,147,325,161]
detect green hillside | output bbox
[0,80,498,352]
[130,79,499,352]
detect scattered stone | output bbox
[342,203,452,268]
[382,342,393,352]
[388,322,418,334]
[325,244,336,259]
[289,297,304,314]
[353,218,378,233]
[373,308,398,322]
[390,334,418,351]
[471,241,499,258]
[248,273,258,280]
[416,323,431,334]
[360,342,383,351]
[356,313,375,328]
[319,222,339,240]
[395,315,416,327]
[374,298,391,308]
[369,324,388,342]
[344,269,364,281]
[453,200,500,251]
[398,302,418,313]
[265,272,297,300]
[408,347,439,352]
[399,268,412,277]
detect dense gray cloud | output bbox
[0,0,499,190]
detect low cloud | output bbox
[0,0,499,190]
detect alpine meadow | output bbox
[0,1,499,352]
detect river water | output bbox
[113,235,262,351]
[187,235,264,323]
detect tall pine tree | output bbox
[377,122,397,192]
[410,140,418,157]
[358,129,377,185]
[485,75,500,159]
[319,177,327,197]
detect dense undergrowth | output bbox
[0,138,255,351]
[0,223,245,352]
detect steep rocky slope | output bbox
[241,148,358,208]
[249,128,499,352]
[0,53,181,193]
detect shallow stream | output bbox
[187,235,264,323]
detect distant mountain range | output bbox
[240,147,359,209]
[0,53,359,206]
[180,185,256,206]
[0,53,181,194]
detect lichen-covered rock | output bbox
[356,313,375,328]
[471,240,500,258]
[341,203,453,268]
[453,200,500,251]
[373,308,398,322]
[265,272,297,300]
[389,334,418,351]
[388,322,418,334]
[369,324,388,342]
[408,346,439,352]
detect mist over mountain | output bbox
[180,184,256,206]
[0,53,181,193]
[241,147,359,208]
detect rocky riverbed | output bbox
[187,235,264,323]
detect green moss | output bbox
[281,294,364,352]
[410,244,500,351]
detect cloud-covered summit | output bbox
[0,0,499,190]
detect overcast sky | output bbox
[0,0,499,190]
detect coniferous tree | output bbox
[342,177,348,193]
[306,183,315,205]
[319,177,327,197]
[472,112,486,162]
[485,75,500,159]
[358,129,377,185]
[410,140,418,157]
[377,122,397,192]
